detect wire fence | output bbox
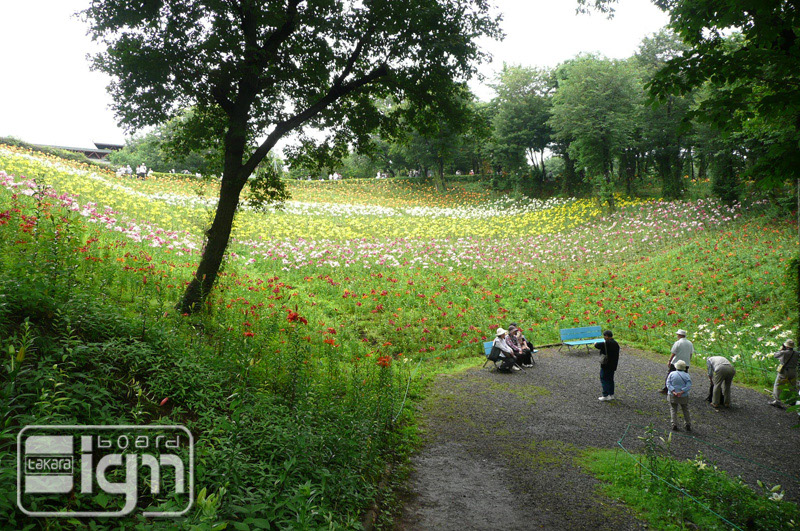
[615,423,800,529]
[391,342,481,423]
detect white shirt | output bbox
[671,337,694,366]
[493,336,513,357]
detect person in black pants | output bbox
[595,330,620,401]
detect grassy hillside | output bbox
[0,143,796,528]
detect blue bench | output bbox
[559,326,604,353]
[482,341,496,368]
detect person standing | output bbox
[595,330,620,401]
[706,356,735,409]
[769,339,798,408]
[667,360,692,432]
[661,329,694,394]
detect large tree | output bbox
[549,55,640,209]
[491,64,554,185]
[634,30,693,199]
[84,0,500,312]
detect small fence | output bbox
[614,423,800,530]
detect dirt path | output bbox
[397,346,800,530]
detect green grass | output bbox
[580,447,800,530]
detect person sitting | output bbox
[506,324,533,367]
[510,322,536,365]
[492,328,519,373]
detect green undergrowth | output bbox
[580,444,800,530]
[0,195,427,528]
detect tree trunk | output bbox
[561,151,580,197]
[655,147,684,199]
[178,178,245,313]
[603,146,615,212]
[434,157,447,192]
[539,150,547,183]
[711,151,739,204]
[697,153,707,180]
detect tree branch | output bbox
[241,63,390,178]
[260,0,302,57]
[332,22,375,88]
[211,83,235,114]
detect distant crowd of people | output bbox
[115,164,201,179]
[489,326,798,432]
[116,164,150,179]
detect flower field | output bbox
[0,143,797,526]
[0,144,794,368]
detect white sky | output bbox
[0,1,668,150]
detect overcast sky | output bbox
[0,1,668,150]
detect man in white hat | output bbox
[769,339,798,408]
[661,329,694,394]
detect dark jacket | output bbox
[595,338,620,371]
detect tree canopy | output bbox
[491,65,553,183]
[549,54,639,207]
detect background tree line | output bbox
[117,25,793,211]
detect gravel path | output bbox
[397,346,800,530]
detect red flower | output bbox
[244,331,255,337]
[377,355,391,368]
[287,310,308,325]
[159,397,169,406]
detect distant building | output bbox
[35,141,124,161]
